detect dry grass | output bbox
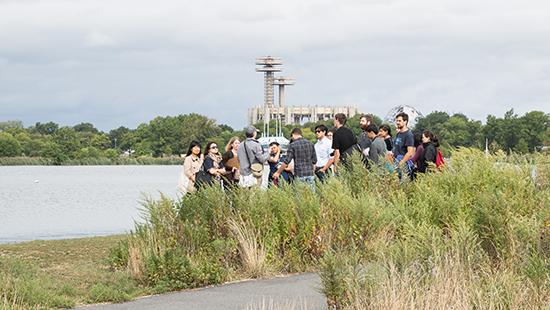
[127,243,144,281]
[228,215,268,278]
[243,297,310,310]
[344,253,549,310]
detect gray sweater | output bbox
[368,136,386,164]
[237,138,269,176]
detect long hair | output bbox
[225,136,240,153]
[186,140,201,156]
[423,130,440,148]
[414,132,423,147]
[379,124,392,137]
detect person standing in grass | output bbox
[273,128,317,187]
[388,112,415,181]
[314,124,333,181]
[326,113,357,173]
[417,130,439,173]
[365,124,386,165]
[222,136,241,186]
[358,114,374,156]
[379,124,393,152]
[203,141,228,189]
[179,140,203,194]
[238,126,269,188]
[267,141,293,186]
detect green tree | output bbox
[519,111,550,152]
[53,127,80,157]
[91,133,111,150]
[33,122,59,135]
[0,120,24,131]
[0,132,22,156]
[73,122,99,134]
[414,111,450,133]
[109,126,132,149]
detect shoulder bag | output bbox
[244,141,264,178]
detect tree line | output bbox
[0,109,548,164]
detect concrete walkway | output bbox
[79,273,326,310]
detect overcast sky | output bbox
[1,0,549,131]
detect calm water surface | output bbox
[0,165,182,243]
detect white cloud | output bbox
[0,0,549,129]
[85,31,116,47]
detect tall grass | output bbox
[110,148,550,308]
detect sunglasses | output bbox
[210,146,218,149]
[315,130,324,133]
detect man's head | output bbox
[269,141,280,154]
[365,124,379,140]
[315,124,328,140]
[334,113,347,128]
[245,126,259,139]
[291,127,302,140]
[360,114,373,131]
[395,112,409,131]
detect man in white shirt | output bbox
[314,124,333,182]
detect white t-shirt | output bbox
[314,137,333,168]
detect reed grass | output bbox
[109,148,550,309]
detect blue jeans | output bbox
[296,175,316,191]
[394,155,415,181]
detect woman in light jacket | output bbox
[179,141,203,194]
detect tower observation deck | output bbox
[250,56,359,129]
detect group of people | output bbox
[178,112,441,194]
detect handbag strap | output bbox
[244,141,253,167]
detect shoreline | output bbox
[0,156,184,166]
[0,231,127,245]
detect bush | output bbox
[109,149,550,308]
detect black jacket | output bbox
[418,142,437,173]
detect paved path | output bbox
[79,273,326,310]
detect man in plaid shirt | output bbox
[273,128,317,186]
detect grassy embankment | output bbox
[2,148,550,309]
[0,157,182,166]
[0,236,148,309]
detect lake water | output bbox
[0,165,182,243]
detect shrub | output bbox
[108,148,550,308]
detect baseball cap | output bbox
[245,126,260,135]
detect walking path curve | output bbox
[78,273,326,310]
